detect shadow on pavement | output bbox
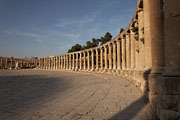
[108,96,149,120]
[0,74,71,119]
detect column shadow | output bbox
[0,73,71,119]
[108,69,158,120]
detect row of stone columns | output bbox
[39,27,145,73]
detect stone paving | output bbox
[0,70,153,120]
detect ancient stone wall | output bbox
[0,57,39,69]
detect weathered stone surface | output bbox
[159,95,178,111]
[159,77,180,95]
[160,109,179,120]
[0,69,152,120]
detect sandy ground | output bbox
[0,69,153,120]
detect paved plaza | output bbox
[0,70,153,120]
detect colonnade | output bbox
[39,0,180,119]
[39,0,150,92]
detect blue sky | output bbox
[0,0,137,58]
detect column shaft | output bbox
[76,53,78,70]
[109,44,112,70]
[79,53,82,70]
[96,49,99,70]
[104,46,108,70]
[130,28,135,70]
[122,37,126,69]
[87,51,90,70]
[69,54,71,69]
[138,10,145,69]
[66,55,68,69]
[72,54,75,70]
[117,40,121,70]
[83,52,86,70]
[91,50,94,70]
[100,48,103,70]
[113,43,117,69]
[126,33,131,69]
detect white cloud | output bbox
[5,29,47,43]
[55,12,98,28]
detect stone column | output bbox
[63,55,66,69]
[117,39,121,70]
[96,48,99,70]
[83,51,86,70]
[48,57,50,69]
[76,53,78,70]
[43,57,46,69]
[79,52,82,70]
[108,44,112,70]
[72,54,75,70]
[126,33,131,69]
[87,51,90,70]
[135,22,139,70]
[56,56,58,69]
[149,0,164,73]
[10,57,13,69]
[138,9,145,69]
[58,56,60,69]
[130,27,135,70]
[60,56,62,69]
[69,54,71,70]
[91,49,94,71]
[54,56,56,69]
[121,37,126,69]
[148,0,165,114]
[113,43,117,70]
[66,55,69,69]
[104,45,108,70]
[100,47,103,70]
[143,0,152,69]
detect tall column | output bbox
[117,39,121,70]
[60,55,62,69]
[63,55,66,69]
[121,37,126,69]
[60,56,63,69]
[148,0,164,114]
[87,51,90,70]
[143,0,152,69]
[100,47,103,70]
[130,27,135,70]
[72,54,75,70]
[43,57,46,69]
[58,56,60,69]
[149,0,164,73]
[126,33,131,69]
[108,44,112,70]
[135,22,139,70]
[48,57,50,69]
[83,51,86,70]
[56,56,58,69]
[66,55,69,69]
[138,9,145,69]
[79,52,82,70]
[91,49,94,70]
[10,57,13,69]
[69,54,71,70]
[54,56,56,69]
[113,43,117,70]
[96,48,99,70]
[104,46,108,70]
[76,53,78,70]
